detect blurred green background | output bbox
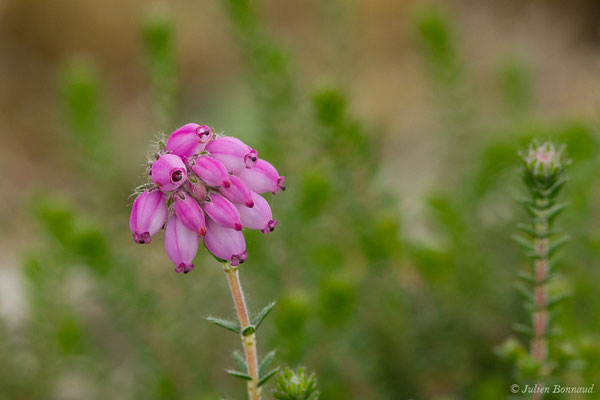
[1,0,600,399]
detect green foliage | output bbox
[220,0,296,159]
[59,60,116,181]
[273,367,319,400]
[205,317,241,334]
[416,7,457,77]
[252,301,277,329]
[497,58,533,117]
[141,7,178,129]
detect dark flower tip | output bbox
[171,170,183,183]
[175,263,194,273]
[133,232,152,244]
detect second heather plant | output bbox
[511,141,571,398]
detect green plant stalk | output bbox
[516,141,569,400]
[223,262,261,400]
[531,241,549,400]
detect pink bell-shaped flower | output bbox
[237,158,285,194]
[204,217,248,266]
[173,191,206,236]
[151,154,187,191]
[186,180,207,200]
[129,189,168,244]
[219,175,254,208]
[165,123,212,160]
[190,155,231,188]
[202,193,243,231]
[206,136,258,173]
[164,214,199,273]
[235,191,277,234]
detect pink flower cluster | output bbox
[129,123,285,273]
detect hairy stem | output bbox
[223,262,261,400]
[531,255,549,400]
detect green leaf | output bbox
[241,325,255,336]
[547,235,571,258]
[514,283,533,303]
[225,369,253,381]
[512,234,534,253]
[547,257,561,274]
[252,301,277,329]
[517,224,536,237]
[548,293,570,310]
[545,178,567,199]
[258,366,280,387]
[513,323,533,337]
[205,316,241,334]
[259,350,277,377]
[517,271,534,285]
[546,202,568,225]
[233,352,247,373]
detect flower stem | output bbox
[531,254,549,400]
[223,262,261,400]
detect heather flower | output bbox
[151,153,187,191]
[173,191,207,236]
[237,158,286,194]
[129,123,284,272]
[165,123,212,160]
[521,141,568,182]
[236,191,277,234]
[202,193,243,231]
[204,218,248,266]
[186,180,207,200]
[129,189,168,244]
[165,214,199,273]
[219,175,255,207]
[190,155,231,188]
[206,136,258,172]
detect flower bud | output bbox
[206,136,258,173]
[204,217,248,266]
[151,154,187,191]
[237,158,285,194]
[165,123,212,160]
[521,141,569,184]
[190,155,231,188]
[164,214,199,273]
[186,180,207,200]
[219,175,254,208]
[235,191,277,234]
[173,191,206,236]
[129,189,168,244]
[202,193,243,231]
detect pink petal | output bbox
[237,158,285,194]
[174,191,206,236]
[235,191,277,234]
[219,175,254,207]
[204,217,247,265]
[202,193,243,231]
[164,214,199,273]
[151,154,187,191]
[190,155,231,188]
[165,123,212,160]
[130,189,168,244]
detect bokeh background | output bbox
[1,0,600,399]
